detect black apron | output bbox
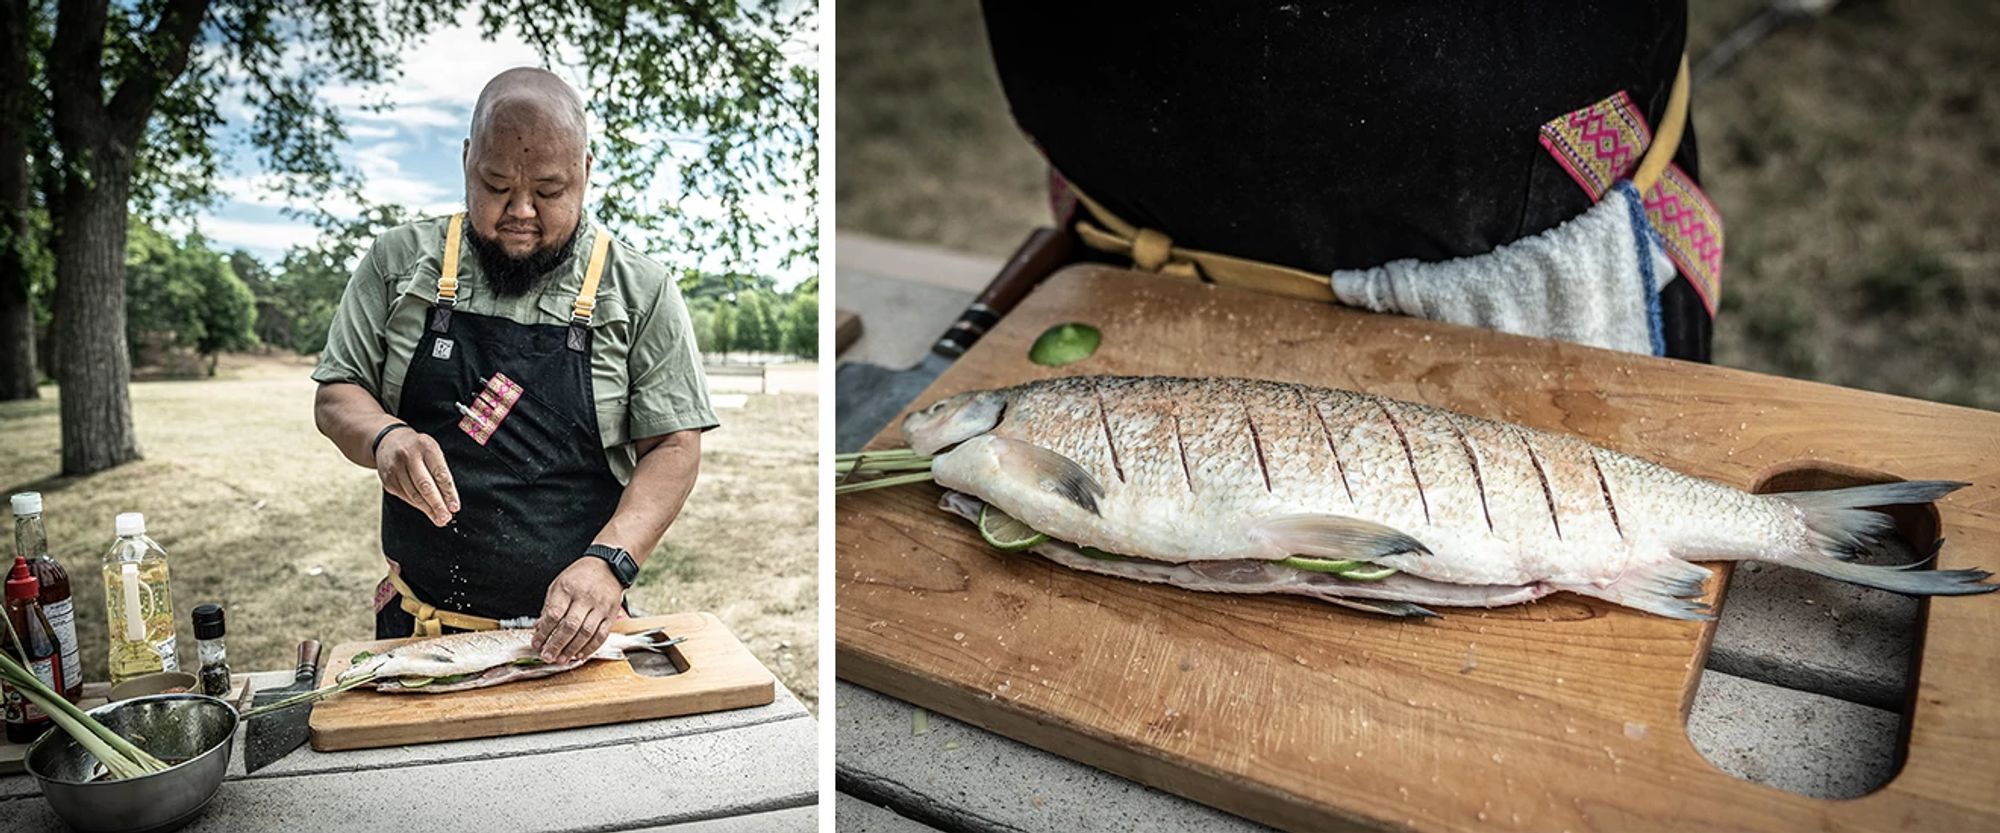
[376,214,623,637]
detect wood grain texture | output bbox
[834,265,2000,832]
[310,612,774,752]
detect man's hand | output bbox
[533,556,624,663]
[374,428,459,526]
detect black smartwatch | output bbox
[584,543,640,588]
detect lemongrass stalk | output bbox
[834,458,935,475]
[32,688,158,778]
[0,651,168,773]
[834,472,938,495]
[239,673,379,719]
[834,448,924,461]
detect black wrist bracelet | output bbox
[370,422,411,459]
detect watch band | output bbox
[585,543,638,588]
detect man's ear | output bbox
[584,152,594,184]
[462,138,471,170]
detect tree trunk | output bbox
[52,161,139,474]
[0,0,37,400]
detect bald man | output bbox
[312,67,716,663]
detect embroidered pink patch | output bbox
[459,372,523,445]
[1538,91,1725,316]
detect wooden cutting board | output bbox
[310,612,774,751]
[834,265,2000,832]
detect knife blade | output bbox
[244,638,322,774]
[835,226,1076,452]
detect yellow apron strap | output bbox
[1075,53,1692,305]
[439,213,465,303]
[572,229,613,323]
[387,570,502,636]
[1630,54,1690,195]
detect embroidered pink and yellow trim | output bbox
[459,372,524,445]
[1539,91,1724,315]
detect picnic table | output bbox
[0,670,818,832]
[831,234,1924,830]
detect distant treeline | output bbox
[17,216,817,378]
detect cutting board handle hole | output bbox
[1684,461,1937,799]
[630,642,692,678]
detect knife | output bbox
[835,226,1076,452]
[244,638,322,774]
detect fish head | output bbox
[903,389,1007,454]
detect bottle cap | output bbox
[115,512,146,537]
[5,556,36,602]
[192,604,225,640]
[9,492,40,516]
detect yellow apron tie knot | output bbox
[1131,227,1174,272]
[388,570,503,636]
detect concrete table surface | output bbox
[0,669,818,832]
[834,235,1928,828]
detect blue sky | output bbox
[188,10,814,289]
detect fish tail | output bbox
[1771,480,1996,596]
[619,628,686,653]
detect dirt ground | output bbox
[835,0,1999,410]
[0,353,820,712]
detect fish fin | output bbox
[1771,480,1996,596]
[992,436,1106,516]
[1253,514,1432,561]
[1554,558,1715,620]
[1322,597,1441,619]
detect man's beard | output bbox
[466,222,582,299]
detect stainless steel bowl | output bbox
[24,693,238,833]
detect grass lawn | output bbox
[0,353,820,711]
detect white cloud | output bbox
[345,123,399,139]
[185,217,320,258]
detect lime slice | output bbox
[978,505,1048,552]
[1029,323,1102,366]
[1279,556,1370,573]
[1332,564,1397,582]
[1279,556,1398,582]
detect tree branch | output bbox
[107,0,212,141]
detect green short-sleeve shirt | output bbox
[311,214,718,483]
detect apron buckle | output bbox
[566,319,591,353]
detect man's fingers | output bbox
[533,593,571,652]
[411,465,450,526]
[542,607,587,663]
[421,439,460,513]
[558,610,606,663]
[576,616,614,663]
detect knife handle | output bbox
[296,639,322,677]
[933,226,1075,358]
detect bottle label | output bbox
[3,659,57,724]
[25,658,53,720]
[43,598,81,693]
[157,635,179,671]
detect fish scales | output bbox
[901,375,1995,618]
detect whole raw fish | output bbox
[338,628,681,694]
[902,375,1995,618]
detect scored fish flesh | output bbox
[338,628,681,694]
[901,375,1996,618]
